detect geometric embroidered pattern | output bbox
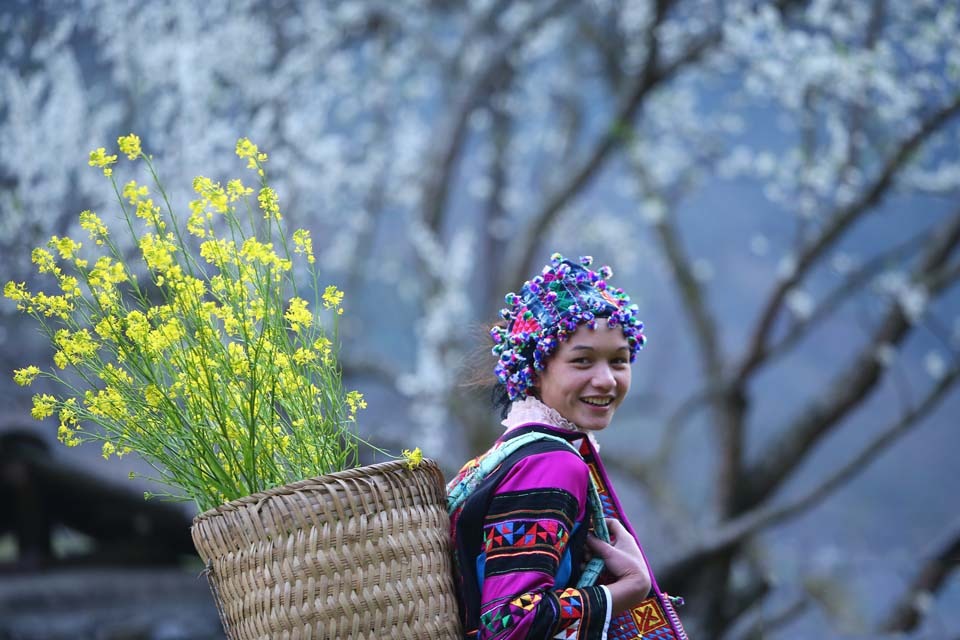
[609,611,641,640]
[607,596,680,640]
[451,426,689,639]
[557,588,583,619]
[577,440,687,640]
[633,598,668,633]
[554,618,581,639]
[479,592,543,634]
[484,520,568,553]
[582,440,618,520]
[480,587,602,638]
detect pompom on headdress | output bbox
[491,253,646,401]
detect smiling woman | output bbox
[446,254,688,640]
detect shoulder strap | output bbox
[446,429,610,588]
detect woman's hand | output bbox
[586,518,652,613]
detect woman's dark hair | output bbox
[491,381,512,419]
[462,319,519,419]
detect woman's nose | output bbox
[592,365,616,390]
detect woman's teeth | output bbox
[582,397,612,407]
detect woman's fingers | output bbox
[604,518,641,554]
[585,533,612,557]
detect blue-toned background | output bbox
[1,1,959,638]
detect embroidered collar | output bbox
[501,396,600,449]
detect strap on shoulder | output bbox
[446,429,610,588]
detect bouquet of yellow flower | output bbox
[5,134,378,511]
[5,136,458,639]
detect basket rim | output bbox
[191,458,441,523]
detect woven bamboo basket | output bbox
[191,459,462,639]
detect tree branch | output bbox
[499,0,721,294]
[735,93,960,385]
[739,209,960,509]
[340,354,402,390]
[764,227,936,367]
[722,593,810,640]
[419,0,572,237]
[664,362,960,578]
[881,514,960,633]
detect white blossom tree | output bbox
[2,1,959,637]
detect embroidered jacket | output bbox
[450,422,613,639]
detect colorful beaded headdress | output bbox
[491,253,646,401]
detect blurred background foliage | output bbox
[1,0,959,638]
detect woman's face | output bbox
[535,319,631,431]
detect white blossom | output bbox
[692,258,715,283]
[897,284,929,324]
[641,199,667,224]
[750,234,769,257]
[830,252,855,275]
[777,255,798,280]
[923,351,947,381]
[874,343,897,367]
[785,288,815,320]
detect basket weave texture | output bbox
[191,459,462,639]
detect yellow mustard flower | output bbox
[102,441,117,459]
[258,186,281,221]
[200,239,238,269]
[53,328,99,367]
[322,285,345,314]
[13,366,41,386]
[139,232,177,273]
[236,137,268,174]
[226,179,253,201]
[99,362,133,386]
[4,281,29,303]
[79,210,109,244]
[85,386,128,421]
[88,147,117,176]
[345,390,367,416]
[88,256,127,293]
[193,176,229,213]
[58,274,81,298]
[124,310,151,345]
[135,198,162,227]
[31,292,74,320]
[122,180,149,205]
[402,447,424,470]
[143,384,165,407]
[31,393,57,420]
[313,336,333,363]
[94,316,122,342]
[118,133,141,160]
[57,399,81,447]
[186,206,208,238]
[292,347,317,366]
[293,228,315,264]
[284,297,312,332]
[49,236,82,261]
[31,247,60,275]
